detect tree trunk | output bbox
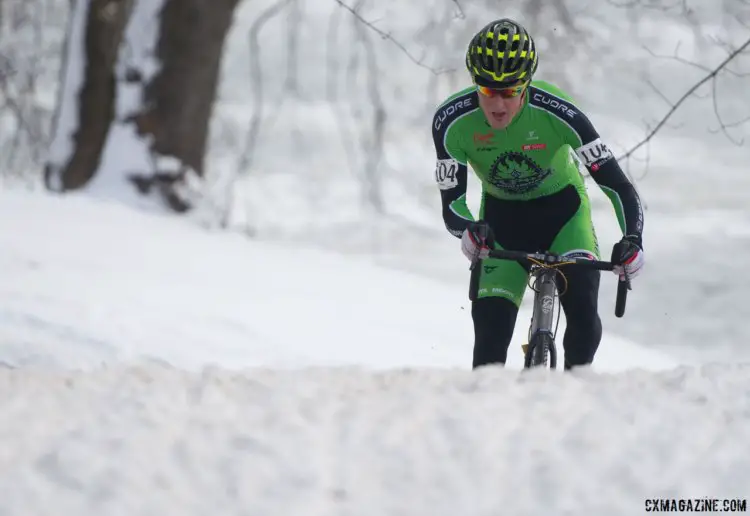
[45,0,133,191]
[127,0,240,211]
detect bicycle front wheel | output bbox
[524,332,558,369]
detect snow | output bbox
[3,2,750,512]
[0,188,675,372]
[3,187,749,515]
[114,0,165,120]
[0,363,748,516]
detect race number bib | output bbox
[435,158,459,190]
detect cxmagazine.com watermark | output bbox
[645,498,747,513]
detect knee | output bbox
[572,308,602,333]
[560,270,601,334]
[563,308,602,369]
[566,307,602,344]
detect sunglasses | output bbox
[476,80,529,99]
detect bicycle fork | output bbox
[523,267,559,368]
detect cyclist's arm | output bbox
[581,145,645,248]
[572,123,644,249]
[541,97,644,248]
[530,85,644,247]
[431,109,475,238]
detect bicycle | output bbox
[468,236,631,370]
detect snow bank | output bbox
[0,363,747,515]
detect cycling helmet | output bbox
[465,18,538,87]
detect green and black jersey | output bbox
[431,80,644,250]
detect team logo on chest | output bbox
[473,131,497,152]
[488,151,551,195]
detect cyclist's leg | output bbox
[548,192,602,369]
[472,248,529,367]
[471,192,530,368]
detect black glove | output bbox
[611,235,644,279]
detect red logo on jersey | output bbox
[473,132,494,144]
[522,143,547,151]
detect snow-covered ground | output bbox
[1,188,674,372]
[2,362,749,516]
[3,187,750,515]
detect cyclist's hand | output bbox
[612,235,644,280]
[461,221,495,262]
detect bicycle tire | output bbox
[524,332,557,369]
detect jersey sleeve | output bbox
[431,100,475,238]
[531,86,645,248]
[571,118,644,248]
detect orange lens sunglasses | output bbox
[476,80,529,99]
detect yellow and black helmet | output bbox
[465,18,538,87]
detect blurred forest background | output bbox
[0,0,746,219]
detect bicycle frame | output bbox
[468,247,632,369]
[529,265,558,341]
[525,264,560,368]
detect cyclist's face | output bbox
[476,82,527,129]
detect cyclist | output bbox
[431,18,645,370]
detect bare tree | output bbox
[127,0,241,211]
[332,0,454,75]
[235,0,292,178]
[46,0,241,213]
[285,0,301,96]
[599,1,749,131]
[634,37,750,153]
[352,5,385,213]
[45,0,134,191]
[326,0,464,217]
[325,2,358,181]
[0,0,69,185]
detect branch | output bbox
[606,0,640,7]
[0,61,44,171]
[236,0,293,176]
[708,75,746,145]
[642,42,750,78]
[606,0,685,12]
[354,10,386,213]
[645,78,674,108]
[709,113,750,130]
[450,0,465,19]
[617,35,750,161]
[332,0,453,74]
[284,0,301,95]
[222,0,293,228]
[326,4,360,183]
